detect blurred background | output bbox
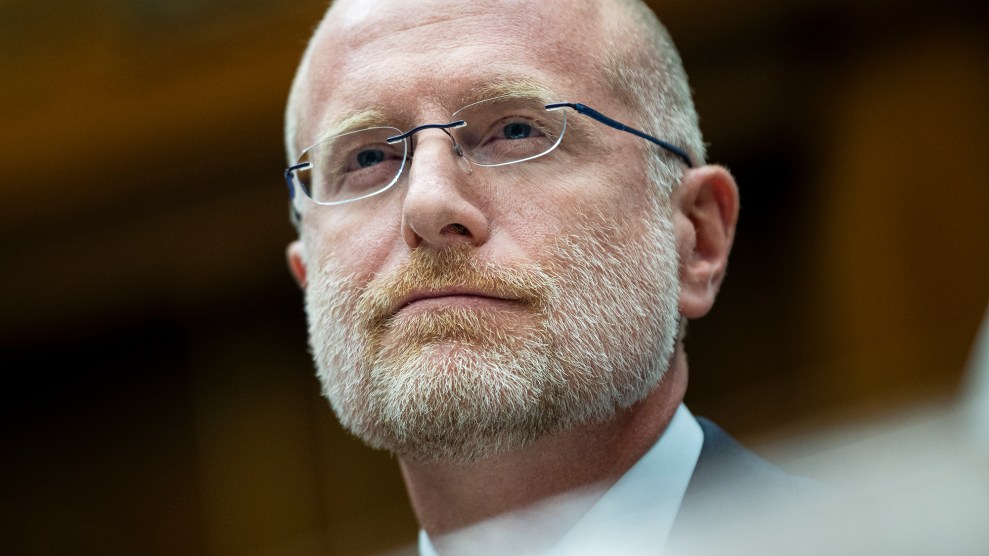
[1,0,986,554]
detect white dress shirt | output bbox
[419,404,704,555]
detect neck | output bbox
[399,347,688,552]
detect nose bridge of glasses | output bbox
[390,120,475,179]
[386,121,467,145]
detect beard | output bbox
[304,203,681,464]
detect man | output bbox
[281,0,793,553]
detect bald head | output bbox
[283,0,740,467]
[285,0,704,183]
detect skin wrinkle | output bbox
[335,1,587,60]
[310,79,557,152]
[284,0,696,169]
[298,112,607,233]
[336,7,482,50]
[287,1,615,159]
[322,82,574,149]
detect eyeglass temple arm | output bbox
[545,102,694,168]
[285,163,310,224]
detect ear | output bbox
[673,165,739,319]
[286,240,308,289]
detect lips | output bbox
[394,289,517,314]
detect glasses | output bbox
[284,95,694,215]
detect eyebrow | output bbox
[308,80,575,148]
[468,79,557,104]
[465,79,604,150]
[311,108,390,146]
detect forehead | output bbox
[294,0,614,144]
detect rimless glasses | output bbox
[284,95,694,218]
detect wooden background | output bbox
[2,0,986,553]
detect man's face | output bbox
[292,0,683,462]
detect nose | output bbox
[401,132,490,250]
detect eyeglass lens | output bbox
[293,96,566,206]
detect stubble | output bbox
[304,204,680,463]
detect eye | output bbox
[451,98,564,165]
[503,122,533,140]
[343,141,402,172]
[356,148,386,168]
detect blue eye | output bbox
[356,149,385,167]
[503,122,532,139]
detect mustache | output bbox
[354,245,557,327]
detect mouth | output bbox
[393,289,519,315]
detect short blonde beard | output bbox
[304,202,680,463]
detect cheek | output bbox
[509,159,655,243]
[303,208,402,279]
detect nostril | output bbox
[441,223,470,236]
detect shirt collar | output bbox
[419,404,703,555]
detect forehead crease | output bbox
[298,0,614,140]
[336,9,479,48]
[329,0,570,44]
[324,0,604,70]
